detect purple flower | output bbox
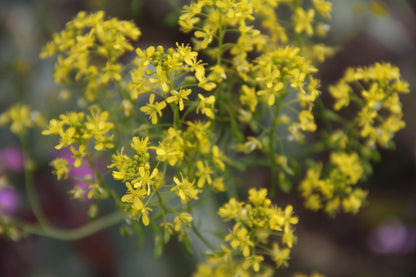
[54,148,105,200]
[0,187,20,217]
[0,146,24,172]
[368,218,416,254]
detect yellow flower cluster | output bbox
[179,0,258,50]
[128,43,216,123]
[157,123,226,193]
[329,63,409,148]
[40,11,141,100]
[109,120,226,226]
[109,136,158,225]
[248,47,320,141]
[179,0,333,71]
[129,43,216,97]
[2,0,406,274]
[298,63,409,216]
[194,188,298,275]
[300,152,368,215]
[42,106,114,169]
[0,103,46,135]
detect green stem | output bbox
[269,98,282,166]
[191,221,216,251]
[19,211,123,240]
[19,133,49,227]
[296,140,326,159]
[169,102,181,129]
[85,153,121,207]
[268,98,283,195]
[155,188,169,217]
[315,98,331,135]
[217,13,224,66]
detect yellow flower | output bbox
[41,119,61,136]
[121,182,152,225]
[240,85,258,112]
[195,160,213,188]
[51,158,70,180]
[70,145,87,167]
[40,11,141,99]
[303,194,322,211]
[293,8,315,36]
[330,152,363,184]
[178,2,203,33]
[86,108,115,151]
[184,121,212,154]
[329,81,351,110]
[280,205,299,233]
[69,185,85,200]
[270,243,290,268]
[242,255,264,272]
[312,44,334,62]
[140,94,167,124]
[225,225,254,257]
[312,0,332,19]
[130,136,150,155]
[212,145,226,171]
[211,177,226,192]
[208,64,227,82]
[155,141,184,166]
[132,167,159,191]
[218,198,243,221]
[171,175,200,203]
[197,94,216,119]
[342,188,368,214]
[121,183,146,207]
[1,103,45,135]
[248,188,268,206]
[166,89,192,111]
[299,110,317,132]
[140,206,152,226]
[173,212,193,231]
[87,183,108,199]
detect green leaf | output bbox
[163,227,171,243]
[231,117,244,142]
[278,172,292,193]
[154,236,163,258]
[181,233,193,255]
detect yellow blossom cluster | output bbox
[127,43,216,123]
[109,136,158,225]
[108,121,226,226]
[298,63,409,216]
[40,11,141,100]
[129,43,216,99]
[179,0,334,73]
[329,62,409,148]
[42,106,114,171]
[247,46,320,141]
[194,188,298,275]
[0,103,46,135]
[300,152,368,215]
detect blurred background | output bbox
[0,0,415,276]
